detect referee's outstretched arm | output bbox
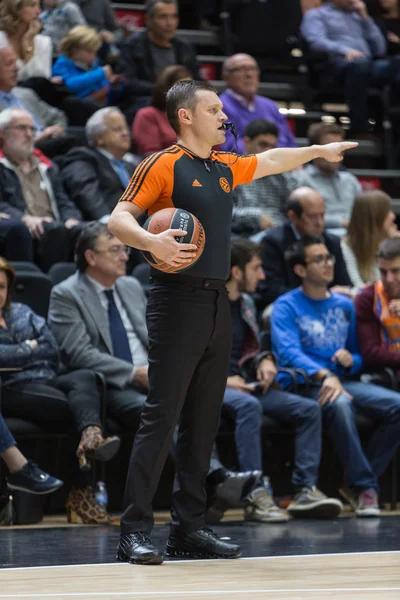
[253,140,358,179]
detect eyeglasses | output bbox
[93,245,131,257]
[305,254,336,266]
[227,66,259,75]
[7,124,37,135]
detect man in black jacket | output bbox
[117,0,201,118]
[258,186,352,309]
[59,108,141,222]
[0,108,84,272]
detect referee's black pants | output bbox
[120,274,232,535]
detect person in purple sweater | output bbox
[219,53,297,153]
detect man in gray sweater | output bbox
[294,122,362,236]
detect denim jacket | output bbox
[0,302,58,386]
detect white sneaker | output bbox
[245,486,289,523]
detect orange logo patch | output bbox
[219,177,230,193]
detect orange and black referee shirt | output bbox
[119,144,258,280]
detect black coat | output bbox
[258,222,352,308]
[117,30,201,96]
[58,147,140,221]
[0,157,81,222]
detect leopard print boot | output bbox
[66,486,110,524]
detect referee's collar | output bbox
[175,143,213,161]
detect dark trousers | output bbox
[1,370,100,431]
[120,275,232,535]
[333,56,400,132]
[35,221,85,272]
[0,412,17,453]
[0,220,33,262]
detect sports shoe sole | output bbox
[116,551,164,565]
[245,513,289,523]
[6,481,63,495]
[165,547,242,560]
[355,507,381,518]
[287,499,343,520]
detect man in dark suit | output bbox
[116,0,200,118]
[59,108,141,222]
[259,186,352,309]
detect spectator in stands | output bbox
[53,26,121,106]
[0,108,84,272]
[271,236,400,517]
[133,65,191,155]
[232,119,297,237]
[40,0,87,56]
[294,122,362,235]
[301,0,400,136]
[73,0,122,44]
[224,238,342,521]
[375,0,400,55]
[341,190,399,287]
[0,256,118,521]
[48,222,258,512]
[356,236,400,369]
[1,411,63,494]
[0,47,87,159]
[0,0,52,81]
[258,187,352,309]
[0,212,33,262]
[59,107,140,222]
[117,0,200,117]
[219,53,297,153]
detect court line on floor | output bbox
[1,549,400,571]
[1,588,400,598]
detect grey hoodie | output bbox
[40,0,86,54]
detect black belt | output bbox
[151,272,227,290]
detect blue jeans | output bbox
[223,387,322,490]
[310,380,400,492]
[334,56,400,132]
[0,413,16,454]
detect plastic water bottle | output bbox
[94,481,108,514]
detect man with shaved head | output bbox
[258,186,352,308]
[219,53,296,152]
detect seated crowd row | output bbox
[2,223,400,523]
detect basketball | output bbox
[141,207,206,273]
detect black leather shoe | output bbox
[166,527,241,559]
[116,533,164,565]
[215,470,262,508]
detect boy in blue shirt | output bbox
[271,236,400,517]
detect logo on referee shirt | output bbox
[192,179,202,187]
[219,177,230,193]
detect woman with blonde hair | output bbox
[133,64,192,155]
[52,25,119,104]
[341,190,399,287]
[0,0,52,80]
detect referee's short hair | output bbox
[166,80,217,134]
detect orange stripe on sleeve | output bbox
[118,147,181,213]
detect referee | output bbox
[109,80,357,565]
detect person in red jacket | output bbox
[356,237,400,370]
[132,64,191,155]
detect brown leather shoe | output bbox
[77,426,120,471]
[66,486,110,524]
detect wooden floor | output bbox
[1,552,400,599]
